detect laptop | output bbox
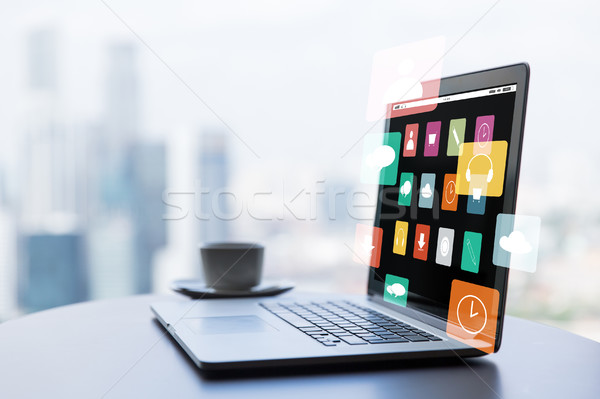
[152,63,530,370]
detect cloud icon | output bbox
[421,183,432,198]
[386,283,406,297]
[400,180,411,197]
[499,231,532,254]
[366,145,396,171]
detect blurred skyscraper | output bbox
[87,42,166,297]
[198,131,230,242]
[18,28,88,312]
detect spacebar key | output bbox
[277,313,314,328]
[339,336,367,345]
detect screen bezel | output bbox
[366,63,530,353]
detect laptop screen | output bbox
[366,67,528,346]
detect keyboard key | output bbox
[403,335,429,342]
[339,336,368,345]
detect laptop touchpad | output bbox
[184,316,277,335]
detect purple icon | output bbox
[424,121,441,157]
[475,115,494,154]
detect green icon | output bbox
[398,172,413,206]
[360,132,401,185]
[447,118,466,156]
[383,274,409,307]
[461,231,482,273]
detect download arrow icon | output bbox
[418,233,426,250]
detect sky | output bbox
[1,0,599,210]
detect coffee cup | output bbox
[199,243,264,290]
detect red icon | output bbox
[413,224,430,261]
[447,280,500,354]
[352,224,383,268]
[441,174,458,211]
[403,123,419,157]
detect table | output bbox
[0,294,598,398]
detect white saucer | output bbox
[171,279,295,299]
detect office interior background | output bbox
[0,1,598,341]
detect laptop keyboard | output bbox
[260,301,442,347]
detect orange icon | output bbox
[446,280,500,354]
[441,174,458,211]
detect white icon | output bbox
[383,58,424,105]
[406,130,415,151]
[445,181,456,204]
[466,153,493,200]
[386,283,406,298]
[417,233,426,251]
[452,127,461,146]
[365,145,396,172]
[440,237,450,256]
[361,235,375,257]
[477,123,491,147]
[421,183,432,199]
[400,180,412,197]
[499,231,532,254]
[457,295,487,334]
[428,132,436,146]
[395,226,405,247]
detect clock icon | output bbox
[444,180,456,205]
[456,295,487,334]
[476,123,491,148]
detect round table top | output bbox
[0,294,598,399]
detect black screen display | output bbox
[369,84,517,320]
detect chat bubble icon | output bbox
[365,145,395,171]
[386,282,406,298]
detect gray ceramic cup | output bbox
[200,243,264,290]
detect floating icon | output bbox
[456,141,507,198]
[353,224,383,268]
[447,280,500,354]
[360,133,402,185]
[493,214,541,273]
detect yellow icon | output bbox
[393,221,409,256]
[455,141,507,198]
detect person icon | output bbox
[406,130,415,151]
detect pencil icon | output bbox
[452,127,460,146]
[466,239,477,265]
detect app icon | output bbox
[353,224,383,268]
[398,173,414,207]
[493,214,541,273]
[383,274,409,307]
[467,194,486,215]
[447,118,466,156]
[366,37,445,121]
[418,173,435,209]
[455,141,507,198]
[424,121,441,157]
[436,227,455,266]
[461,231,482,273]
[413,224,430,261]
[393,221,409,256]
[360,132,402,186]
[441,174,458,211]
[474,115,494,154]
[447,279,500,354]
[403,123,419,157]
